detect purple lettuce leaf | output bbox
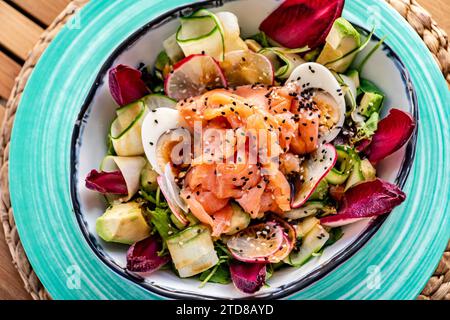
[109,64,149,106]
[85,169,128,195]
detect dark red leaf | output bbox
[260,0,344,49]
[109,64,149,106]
[230,261,266,294]
[366,109,415,163]
[85,169,128,195]
[321,179,406,227]
[127,236,170,273]
[355,139,372,153]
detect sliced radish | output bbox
[227,223,284,263]
[142,94,176,110]
[230,261,266,294]
[291,144,337,208]
[260,0,344,49]
[164,54,227,101]
[141,108,181,175]
[268,235,292,263]
[287,63,346,142]
[266,216,295,263]
[221,50,274,86]
[163,163,189,213]
[321,179,406,227]
[157,176,189,227]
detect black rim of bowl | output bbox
[70,0,419,300]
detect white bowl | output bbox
[71,0,417,299]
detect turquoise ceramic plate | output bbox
[10,0,449,299]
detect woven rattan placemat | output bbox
[0,0,448,300]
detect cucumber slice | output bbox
[215,12,248,52]
[260,47,306,79]
[285,201,325,220]
[167,225,219,278]
[163,33,184,63]
[288,224,329,267]
[333,72,358,118]
[170,212,187,230]
[142,94,176,111]
[294,216,320,238]
[111,100,148,156]
[176,9,225,61]
[326,168,349,185]
[326,145,355,185]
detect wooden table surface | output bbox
[0,0,449,300]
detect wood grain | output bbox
[417,0,450,35]
[0,1,44,60]
[8,0,71,26]
[0,51,20,100]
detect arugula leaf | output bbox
[358,78,384,96]
[324,227,344,247]
[199,263,231,285]
[148,207,176,240]
[248,32,270,48]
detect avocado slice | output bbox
[359,92,384,117]
[309,179,329,200]
[224,203,251,235]
[317,18,361,73]
[96,201,151,245]
[140,162,158,193]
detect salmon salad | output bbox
[85,0,415,294]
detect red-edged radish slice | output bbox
[163,163,189,213]
[268,235,292,263]
[230,261,266,294]
[266,216,296,263]
[286,63,346,143]
[260,0,344,49]
[227,222,284,263]
[221,50,274,86]
[126,236,170,273]
[269,215,296,251]
[366,109,416,164]
[320,179,406,227]
[157,176,189,227]
[164,54,227,101]
[291,144,337,208]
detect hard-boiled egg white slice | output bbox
[141,108,182,175]
[287,62,346,143]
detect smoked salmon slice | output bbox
[176,83,327,224]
